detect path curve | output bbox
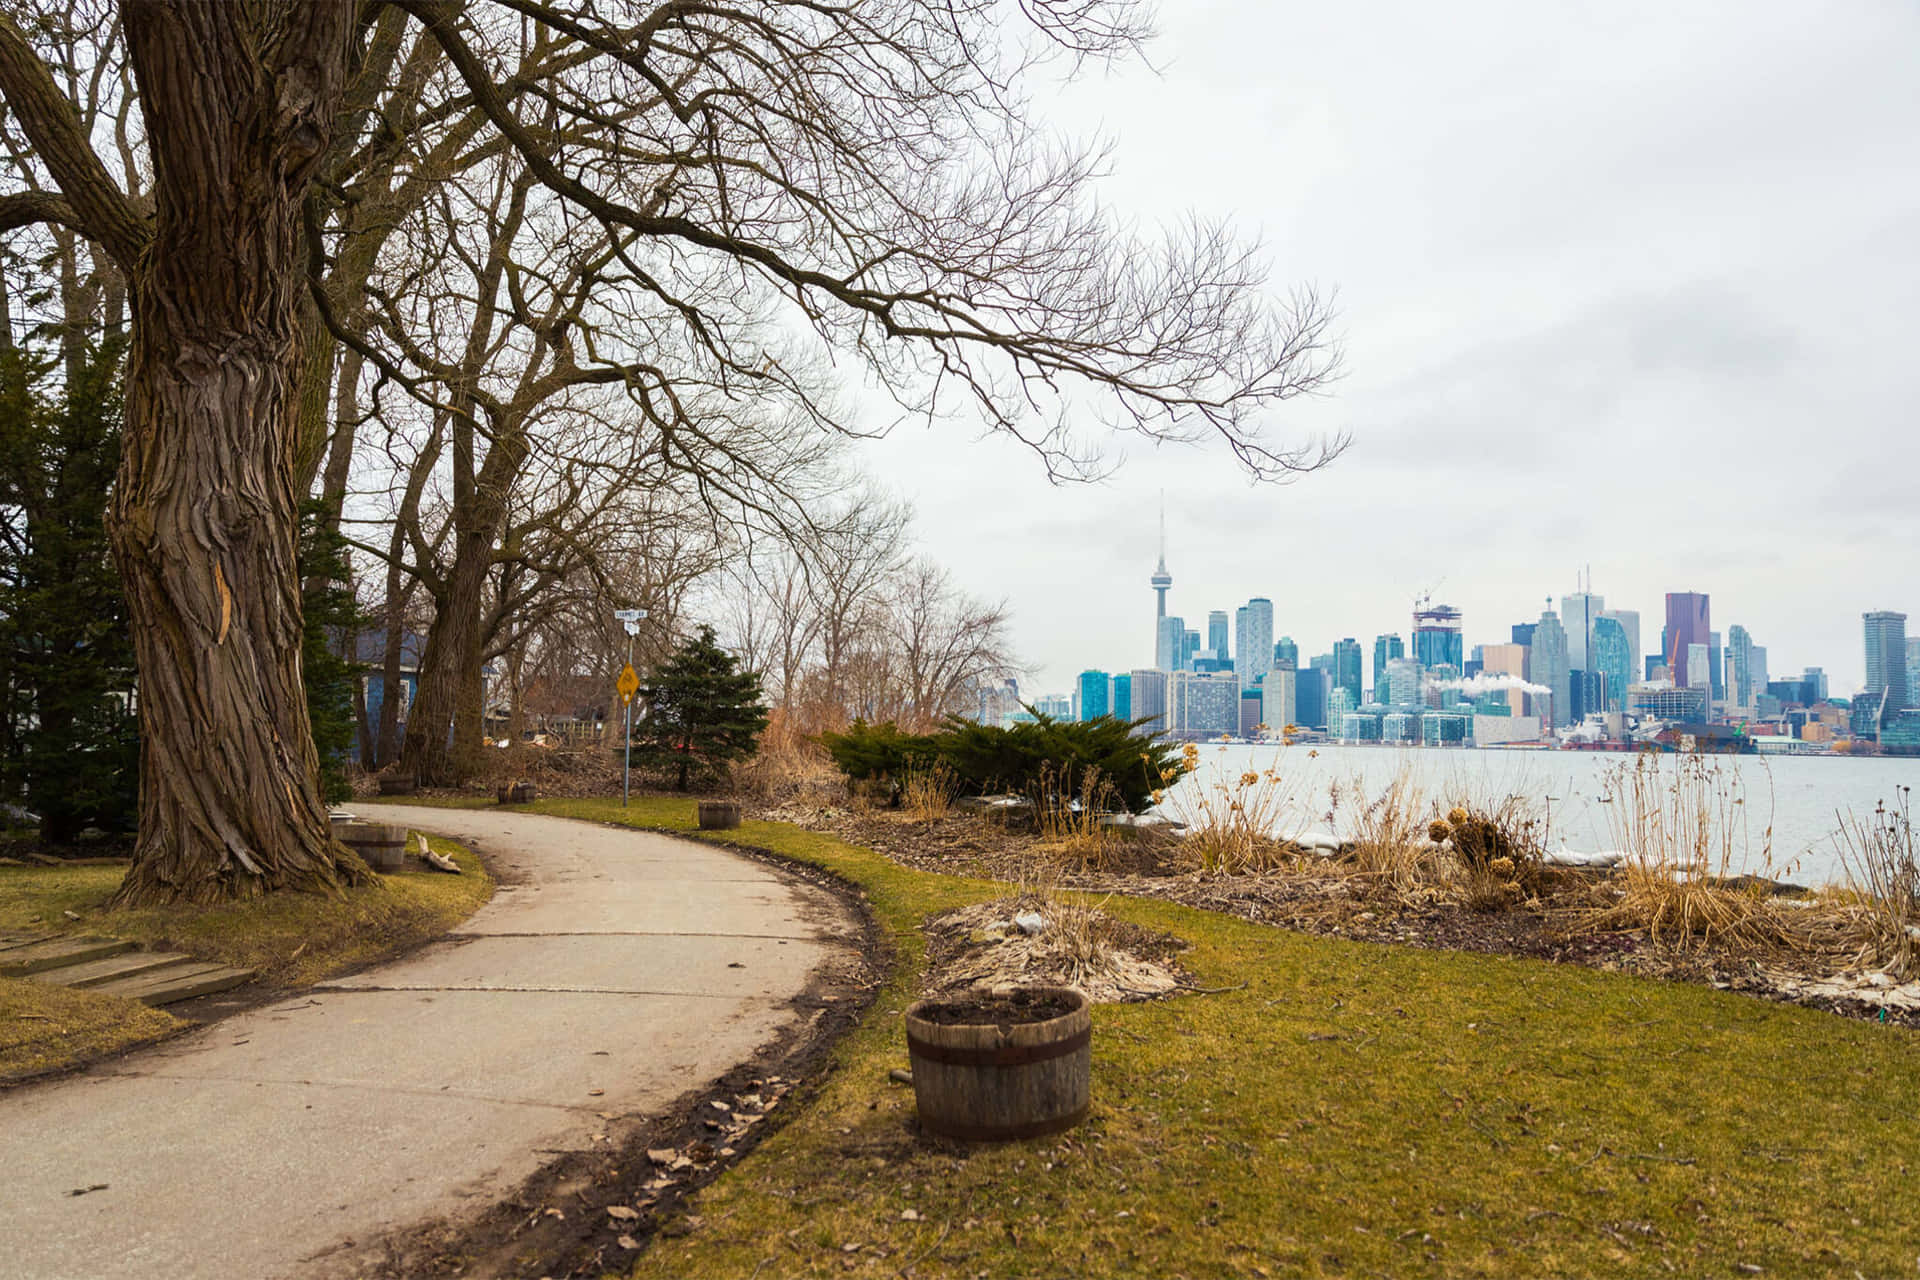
[0,806,855,1280]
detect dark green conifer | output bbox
[634,626,769,791]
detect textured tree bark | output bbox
[400,526,490,786]
[105,0,369,905]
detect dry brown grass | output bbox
[1829,787,1920,979]
[729,711,844,805]
[1026,762,1126,867]
[1333,766,1442,898]
[900,758,958,823]
[1430,796,1551,912]
[1163,744,1303,875]
[1582,754,1793,953]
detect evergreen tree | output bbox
[0,335,139,840]
[635,626,769,792]
[298,502,364,805]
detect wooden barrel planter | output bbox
[697,800,742,830]
[496,781,536,805]
[377,775,417,796]
[339,822,408,873]
[904,986,1091,1141]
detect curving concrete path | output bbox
[0,805,855,1280]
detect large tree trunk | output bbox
[106,0,368,905]
[400,525,490,786]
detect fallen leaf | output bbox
[617,1235,640,1250]
[606,1205,639,1221]
[646,1148,677,1165]
[842,1242,862,1253]
[542,1207,565,1220]
[709,1100,731,1112]
[900,1208,922,1222]
[588,1088,605,1097]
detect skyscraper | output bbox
[1128,668,1169,736]
[1274,636,1299,668]
[1531,607,1570,728]
[1591,616,1631,714]
[1372,633,1404,703]
[1235,597,1274,693]
[1412,604,1463,672]
[1599,609,1641,697]
[1385,657,1423,708]
[1112,672,1132,722]
[1479,642,1530,717]
[1155,614,1184,672]
[1295,664,1331,730]
[1207,611,1230,663]
[1727,625,1756,709]
[1664,593,1711,691]
[1709,630,1724,703]
[1332,638,1363,708]
[1076,670,1110,722]
[1561,586,1604,674]
[1863,611,1909,725]
[1261,666,1297,734]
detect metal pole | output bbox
[623,629,634,807]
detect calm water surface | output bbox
[1156,743,1920,887]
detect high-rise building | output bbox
[1385,656,1423,708]
[1531,607,1571,728]
[1076,670,1110,722]
[1727,625,1756,709]
[1155,615,1184,671]
[1128,668,1169,736]
[1804,667,1829,702]
[1412,604,1463,672]
[1112,672,1132,722]
[1600,609,1641,695]
[1664,592,1711,691]
[1295,664,1331,730]
[1591,616,1631,715]
[1864,611,1910,727]
[1332,638,1364,708]
[1207,611,1231,665]
[1183,629,1201,670]
[1372,633,1404,703]
[1511,622,1537,648]
[1687,643,1710,692]
[1169,670,1240,738]
[1907,641,1920,727]
[1236,598,1274,693]
[1273,636,1298,668]
[1562,588,1604,674]
[1709,630,1725,703]
[1261,667,1296,735]
[1479,642,1530,717]
[1749,645,1768,702]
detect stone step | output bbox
[88,961,255,1007]
[29,950,199,990]
[0,936,134,977]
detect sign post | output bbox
[614,609,647,806]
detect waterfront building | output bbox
[1687,643,1710,693]
[1372,633,1404,703]
[1628,682,1710,722]
[1385,656,1423,708]
[1382,711,1421,743]
[1531,607,1571,728]
[1413,604,1463,673]
[1591,616,1632,716]
[1864,611,1910,727]
[1262,666,1297,734]
[1422,713,1469,746]
[1328,685,1356,722]
[1709,631,1726,703]
[1076,670,1111,722]
[1236,598,1274,693]
[1664,592,1711,691]
[1183,629,1202,671]
[1339,711,1383,743]
[1112,672,1132,722]
[1805,667,1829,702]
[1600,609,1641,694]
[1907,640,1920,727]
[1562,588,1604,674]
[1332,638,1364,708]
[1034,693,1072,720]
[1155,614,1183,671]
[1169,670,1240,738]
[1274,636,1299,668]
[1128,668,1169,736]
[1727,625,1756,709]
[1239,689,1263,737]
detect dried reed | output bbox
[1831,787,1920,979]
[1164,744,1303,875]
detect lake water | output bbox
[1155,743,1920,888]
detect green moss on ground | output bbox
[0,835,492,1082]
[395,796,1920,1277]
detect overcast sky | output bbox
[851,1,1920,698]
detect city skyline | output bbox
[848,2,1920,705]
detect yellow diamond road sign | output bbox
[617,663,639,705]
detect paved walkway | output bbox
[0,806,854,1280]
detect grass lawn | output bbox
[409,794,1920,1279]
[0,834,492,1083]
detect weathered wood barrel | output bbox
[339,822,408,872]
[497,781,536,805]
[697,800,742,830]
[377,775,417,796]
[904,986,1091,1141]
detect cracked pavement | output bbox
[0,805,855,1280]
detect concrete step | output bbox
[0,936,135,977]
[30,950,199,990]
[89,961,256,1007]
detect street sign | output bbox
[617,662,639,705]
[613,608,645,621]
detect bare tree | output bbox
[887,557,1016,731]
[0,0,1338,903]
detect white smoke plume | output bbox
[1425,672,1552,697]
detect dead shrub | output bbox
[730,711,844,804]
[1431,797,1548,912]
[901,759,959,823]
[1832,787,1920,979]
[1336,766,1440,899]
[1164,744,1302,875]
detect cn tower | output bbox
[1150,499,1172,617]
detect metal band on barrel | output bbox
[905,1025,1091,1068]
